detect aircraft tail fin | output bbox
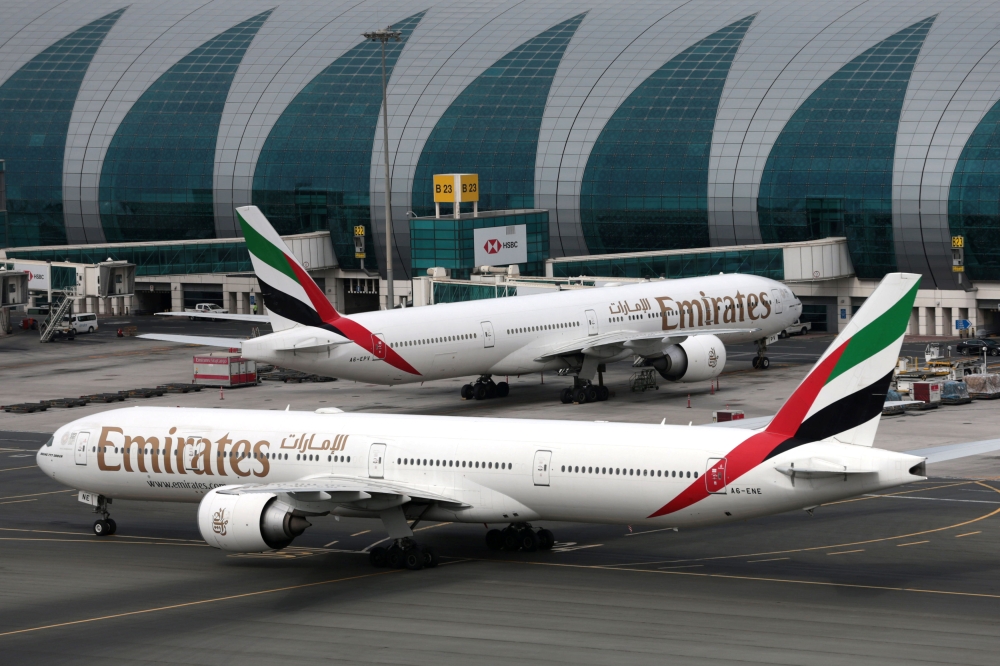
[764,273,920,450]
[235,205,340,332]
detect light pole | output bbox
[364,27,401,310]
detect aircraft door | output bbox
[533,450,552,486]
[480,321,495,348]
[585,309,598,336]
[705,457,727,494]
[74,431,90,465]
[368,443,386,478]
[771,289,782,314]
[184,438,199,471]
[372,333,386,359]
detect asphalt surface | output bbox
[3,429,1000,664]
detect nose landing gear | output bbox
[752,338,770,370]
[91,496,117,536]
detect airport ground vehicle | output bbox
[144,207,801,403]
[69,313,98,334]
[778,318,812,338]
[956,338,1000,356]
[39,272,1000,569]
[185,303,228,320]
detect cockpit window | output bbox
[44,436,53,447]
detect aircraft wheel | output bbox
[537,529,555,550]
[495,381,509,398]
[387,545,405,569]
[369,546,388,567]
[485,383,497,399]
[485,529,504,551]
[760,357,770,369]
[585,385,598,403]
[501,527,521,551]
[560,388,573,404]
[519,529,539,552]
[597,386,610,401]
[751,357,760,369]
[473,383,487,400]
[572,387,588,404]
[423,547,439,568]
[106,518,117,535]
[93,520,111,537]
[404,547,424,571]
[460,384,474,399]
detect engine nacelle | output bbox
[648,335,726,383]
[198,487,311,552]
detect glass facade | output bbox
[757,17,934,279]
[432,282,516,304]
[0,9,125,248]
[5,241,251,276]
[551,247,783,280]
[410,209,549,278]
[99,10,272,243]
[580,15,754,255]
[252,12,424,271]
[411,14,585,216]
[949,98,1000,280]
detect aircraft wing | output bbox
[217,476,469,508]
[138,333,244,348]
[536,327,761,360]
[156,311,270,323]
[905,439,1000,464]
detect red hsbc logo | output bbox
[484,239,501,254]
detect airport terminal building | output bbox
[2,0,1000,333]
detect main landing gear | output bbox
[485,523,555,552]
[461,375,509,400]
[369,538,439,571]
[752,338,771,370]
[560,364,610,404]
[92,495,117,536]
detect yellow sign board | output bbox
[952,235,964,248]
[953,265,965,272]
[355,252,366,259]
[433,173,479,203]
[354,225,365,237]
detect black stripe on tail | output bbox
[256,277,344,336]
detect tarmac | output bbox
[2,314,999,663]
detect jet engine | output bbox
[648,334,726,383]
[198,487,310,552]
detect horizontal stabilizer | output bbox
[138,333,243,348]
[156,311,269,323]
[905,439,1000,464]
[774,457,873,478]
[701,415,773,430]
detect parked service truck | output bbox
[185,303,228,320]
[778,318,812,338]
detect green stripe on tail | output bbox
[236,210,297,282]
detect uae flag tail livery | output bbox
[651,272,921,518]
[235,205,419,375]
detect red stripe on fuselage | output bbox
[283,254,421,376]
[647,340,849,518]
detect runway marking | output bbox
[323,540,339,547]
[864,494,1000,505]
[0,465,37,472]
[625,526,678,537]
[0,490,75,501]
[824,481,973,505]
[827,549,864,556]
[0,344,184,371]
[0,527,203,543]
[747,558,790,563]
[350,530,370,537]
[0,499,36,505]
[956,531,981,538]
[551,543,603,553]
[897,541,929,547]
[605,483,1000,568]
[414,522,452,532]
[658,564,703,570]
[0,538,207,547]
[0,569,398,638]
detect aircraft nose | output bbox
[36,435,55,477]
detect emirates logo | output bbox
[212,508,228,536]
[708,348,719,368]
[483,239,501,254]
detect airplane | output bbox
[37,272,1000,569]
[140,206,802,404]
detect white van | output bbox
[68,313,98,334]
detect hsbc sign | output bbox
[473,225,527,267]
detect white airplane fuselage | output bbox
[244,274,801,384]
[38,407,921,529]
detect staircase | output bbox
[38,294,74,343]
